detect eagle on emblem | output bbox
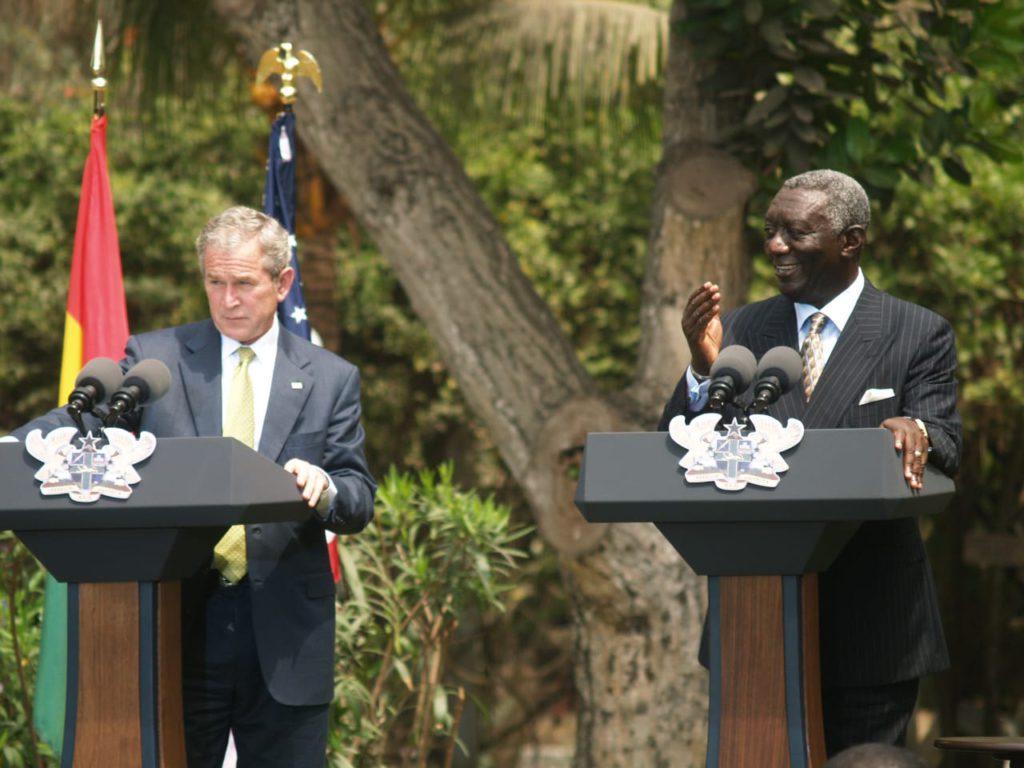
[26,427,157,503]
[668,413,804,491]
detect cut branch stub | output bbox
[662,148,756,220]
[523,396,639,558]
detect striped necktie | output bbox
[801,312,827,402]
[213,346,255,583]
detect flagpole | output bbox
[35,20,130,760]
[90,20,106,118]
[255,42,323,344]
[254,44,343,592]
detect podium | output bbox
[0,437,310,768]
[574,428,955,768]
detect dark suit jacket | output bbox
[658,281,961,688]
[17,319,376,706]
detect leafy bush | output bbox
[330,463,529,768]
[0,534,53,767]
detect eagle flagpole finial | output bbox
[256,42,323,106]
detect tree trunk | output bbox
[214,1,755,764]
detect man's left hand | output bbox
[284,458,329,508]
[881,417,929,490]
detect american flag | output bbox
[264,109,310,341]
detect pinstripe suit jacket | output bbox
[659,280,962,687]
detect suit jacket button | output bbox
[252,526,262,536]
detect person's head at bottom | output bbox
[824,743,929,768]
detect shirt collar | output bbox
[793,268,864,333]
[220,315,280,361]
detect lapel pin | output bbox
[291,381,304,390]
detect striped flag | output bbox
[265,110,310,341]
[262,110,341,583]
[36,113,130,757]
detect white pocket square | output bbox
[859,387,895,405]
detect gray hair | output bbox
[196,206,291,278]
[824,743,928,768]
[782,169,871,234]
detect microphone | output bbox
[102,359,172,426]
[707,345,757,411]
[67,357,124,430]
[748,346,803,414]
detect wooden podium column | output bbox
[64,582,186,768]
[707,574,827,768]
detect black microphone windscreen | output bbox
[710,345,757,393]
[75,357,124,403]
[756,346,803,392]
[122,359,172,404]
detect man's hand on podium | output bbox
[284,458,332,511]
[881,416,930,490]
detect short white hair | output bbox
[782,170,870,234]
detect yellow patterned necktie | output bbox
[801,312,827,402]
[213,346,255,583]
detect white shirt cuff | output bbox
[686,367,711,412]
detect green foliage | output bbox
[680,0,1024,199]
[329,463,529,767]
[0,534,54,767]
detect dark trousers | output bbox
[182,577,330,768]
[822,678,920,757]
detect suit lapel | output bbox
[802,281,887,428]
[179,321,222,436]
[259,329,313,462]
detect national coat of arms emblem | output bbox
[668,413,804,491]
[25,427,157,503]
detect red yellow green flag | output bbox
[35,112,129,757]
[59,113,130,399]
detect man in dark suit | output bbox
[658,170,961,755]
[16,206,376,766]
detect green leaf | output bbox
[974,137,1024,164]
[745,85,789,127]
[844,117,874,163]
[941,154,973,185]
[805,0,840,20]
[743,0,763,25]
[792,66,827,95]
[861,165,902,190]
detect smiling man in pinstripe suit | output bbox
[659,170,962,756]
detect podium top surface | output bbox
[575,428,955,524]
[0,437,308,531]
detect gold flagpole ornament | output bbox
[256,42,322,105]
[90,20,107,117]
